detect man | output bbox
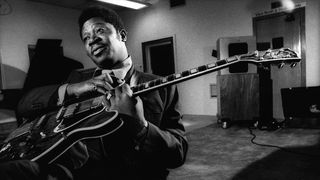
[0,5,188,180]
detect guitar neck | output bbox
[130,48,301,96]
[131,57,238,97]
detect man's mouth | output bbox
[92,46,105,56]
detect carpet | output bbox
[168,123,320,180]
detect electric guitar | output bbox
[0,48,301,164]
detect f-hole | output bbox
[142,37,175,76]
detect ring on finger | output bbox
[92,84,97,91]
[106,92,112,100]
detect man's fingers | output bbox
[114,86,122,97]
[96,87,107,95]
[122,84,132,97]
[92,79,113,93]
[104,73,114,85]
[95,73,114,84]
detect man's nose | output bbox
[89,34,100,46]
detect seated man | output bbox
[0,5,188,180]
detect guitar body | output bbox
[0,106,123,164]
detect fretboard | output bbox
[131,57,238,96]
[130,47,301,96]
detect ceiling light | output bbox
[96,0,149,10]
[281,0,295,12]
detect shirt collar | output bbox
[99,56,132,80]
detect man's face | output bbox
[81,17,126,69]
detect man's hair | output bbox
[78,5,125,38]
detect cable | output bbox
[248,127,320,158]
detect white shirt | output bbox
[100,55,132,80]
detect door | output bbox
[253,7,306,120]
[142,37,175,76]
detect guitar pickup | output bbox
[63,103,80,119]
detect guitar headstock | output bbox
[240,48,301,68]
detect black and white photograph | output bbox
[0,0,319,179]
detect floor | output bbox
[3,113,320,180]
[181,114,216,132]
[169,117,320,180]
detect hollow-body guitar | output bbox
[0,48,301,164]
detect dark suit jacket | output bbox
[16,66,188,180]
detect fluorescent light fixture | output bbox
[96,0,148,10]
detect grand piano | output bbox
[0,39,84,125]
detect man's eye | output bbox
[96,28,105,34]
[82,36,89,42]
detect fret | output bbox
[216,59,227,66]
[154,79,162,85]
[190,68,198,74]
[207,63,216,68]
[161,77,168,83]
[133,84,142,91]
[175,73,181,79]
[167,74,175,81]
[138,84,145,91]
[198,65,208,71]
[149,80,155,87]
[131,86,138,93]
[181,70,190,77]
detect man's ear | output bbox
[119,29,127,42]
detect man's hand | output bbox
[109,84,148,135]
[66,73,115,98]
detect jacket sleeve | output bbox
[15,70,90,170]
[16,69,89,119]
[16,85,60,119]
[138,85,188,169]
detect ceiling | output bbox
[27,0,156,11]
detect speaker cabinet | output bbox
[281,86,320,128]
[217,36,256,75]
[228,43,248,73]
[217,73,260,123]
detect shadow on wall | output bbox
[0,64,26,110]
[1,63,27,89]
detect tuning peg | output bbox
[290,62,297,68]
[258,63,270,71]
[278,62,285,69]
[261,65,269,71]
